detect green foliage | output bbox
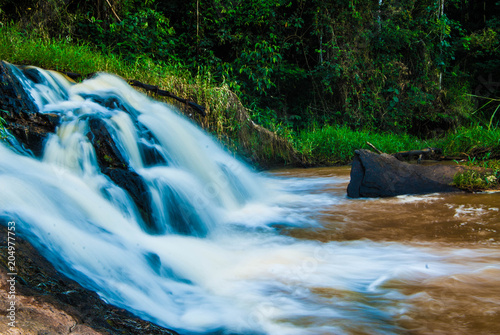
[3,0,499,135]
[0,25,137,77]
[452,168,499,191]
[468,95,500,130]
[434,125,500,157]
[295,124,431,165]
[1,0,500,167]
[451,1,500,123]
[77,8,175,63]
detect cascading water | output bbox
[1,65,498,334]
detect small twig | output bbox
[105,0,121,22]
[366,142,384,154]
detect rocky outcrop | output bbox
[85,117,160,233]
[0,62,158,234]
[347,149,466,198]
[0,225,179,335]
[0,62,178,332]
[0,61,60,156]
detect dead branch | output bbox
[366,142,384,154]
[104,0,121,22]
[365,142,447,164]
[61,72,206,117]
[126,80,206,117]
[393,148,443,163]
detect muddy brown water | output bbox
[271,167,500,335]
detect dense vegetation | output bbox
[0,0,499,169]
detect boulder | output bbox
[0,61,60,156]
[86,117,158,233]
[347,149,466,198]
[86,117,128,169]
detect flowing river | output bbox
[0,65,499,334]
[272,167,500,334]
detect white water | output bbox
[0,65,496,334]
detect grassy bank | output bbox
[295,125,429,165]
[294,123,500,191]
[1,25,499,171]
[294,124,500,166]
[0,25,298,166]
[452,161,500,191]
[0,25,181,84]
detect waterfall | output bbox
[0,65,275,332]
[0,65,495,335]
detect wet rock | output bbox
[0,225,179,335]
[347,149,466,198]
[0,61,60,156]
[158,184,208,237]
[0,62,159,234]
[140,142,167,166]
[136,123,168,167]
[86,117,158,233]
[104,167,161,233]
[86,117,128,169]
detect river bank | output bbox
[1,25,500,171]
[0,225,179,335]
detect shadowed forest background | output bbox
[0,0,499,167]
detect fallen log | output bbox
[365,142,444,163]
[365,142,495,163]
[393,147,443,162]
[127,79,206,117]
[347,149,467,198]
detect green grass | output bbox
[433,125,500,158]
[2,24,500,169]
[451,157,500,191]
[294,125,433,165]
[0,25,194,89]
[452,166,499,191]
[0,24,298,166]
[293,123,500,166]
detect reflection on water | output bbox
[271,166,500,334]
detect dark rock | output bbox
[0,61,60,156]
[159,184,208,237]
[86,117,159,233]
[104,167,160,234]
[86,117,128,169]
[0,62,158,233]
[80,93,134,116]
[140,142,167,166]
[347,149,466,198]
[136,122,168,166]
